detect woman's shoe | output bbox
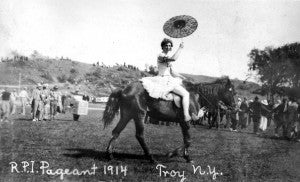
[184,115,192,122]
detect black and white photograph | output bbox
[0,0,300,181]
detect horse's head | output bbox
[183,77,236,117]
[217,77,236,107]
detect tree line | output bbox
[248,42,300,101]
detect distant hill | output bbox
[0,58,92,85]
[0,58,261,98]
[182,73,219,83]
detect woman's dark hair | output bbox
[161,38,173,49]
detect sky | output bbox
[0,0,299,81]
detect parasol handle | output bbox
[180,29,183,42]
[179,36,184,49]
[179,28,184,45]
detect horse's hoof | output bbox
[166,149,181,158]
[184,156,193,163]
[185,157,194,163]
[187,160,194,164]
[147,155,156,164]
[166,152,174,159]
[149,158,157,164]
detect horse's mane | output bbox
[183,76,233,109]
[184,76,231,96]
[212,76,231,84]
[202,77,231,95]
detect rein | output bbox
[197,86,232,112]
[197,90,215,108]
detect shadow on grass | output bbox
[55,119,76,122]
[259,135,298,142]
[15,118,32,121]
[63,148,170,163]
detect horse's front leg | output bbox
[166,120,193,163]
[181,121,194,163]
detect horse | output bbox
[184,77,236,128]
[102,78,235,163]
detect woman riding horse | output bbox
[141,38,191,122]
[102,39,236,163]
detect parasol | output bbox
[163,15,198,38]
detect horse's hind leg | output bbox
[106,112,132,160]
[134,112,155,163]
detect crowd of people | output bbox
[1,83,299,141]
[145,95,300,141]
[0,84,89,124]
[92,61,140,71]
[30,83,63,121]
[224,96,299,141]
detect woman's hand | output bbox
[170,41,184,61]
[179,42,184,49]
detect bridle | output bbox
[197,88,234,112]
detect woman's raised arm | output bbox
[158,42,184,63]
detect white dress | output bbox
[140,52,182,99]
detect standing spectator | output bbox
[10,89,18,115]
[40,84,50,120]
[260,100,269,132]
[249,96,271,135]
[273,99,282,110]
[83,93,90,102]
[229,104,239,132]
[224,109,231,129]
[296,99,300,142]
[1,88,12,123]
[267,99,274,127]
[287,97,299,139]
[49,85,61,120]
[61,92,67,113]
[238,97,249,130]
[70,95,80,121]
[237,98,242,107]
[249,96,261,134]
[274,98,290,138]
[83,94,87,101]
[19,87,30,115]
[273,99,284,137]
[31,83,42,121]
[247,99,254,126]
[236,98,242,125]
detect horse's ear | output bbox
[226,78,231,88]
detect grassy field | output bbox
[0,107,299,182]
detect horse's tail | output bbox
[102,88,122,129]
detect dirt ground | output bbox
[0,107,299,182]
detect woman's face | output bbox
[162,42,172,52]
